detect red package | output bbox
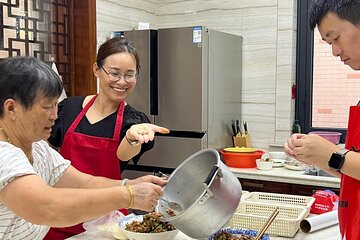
[310,190,339,214]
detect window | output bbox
[296,0,359,143]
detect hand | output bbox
[127,175,167,188]
[126,123,170,144]
[284,133,339,168]
[284,133,306,157]
[130,182,163,211]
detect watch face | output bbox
[329,152,342,169]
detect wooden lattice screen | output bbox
[0,0,71,95]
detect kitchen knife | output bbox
[236,119,241,135]
[243,121,248,134]
[231,121,237,137]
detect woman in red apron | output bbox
[45,95,126,239]
[45,37,169,239]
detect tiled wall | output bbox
[96,0,158,47]
[97,0,297,151]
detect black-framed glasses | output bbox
[101,66,137,83]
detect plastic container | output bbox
[240,190,250,201]
[229,202,308,237]
[242,192,315,215]
[309,131,342,144]
[226,192,315,237]
[220,150,265,168]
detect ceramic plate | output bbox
[112,226,127,240]
[283,162,307,171]
[223,147,257,153]
[208,228,270,240]
[272,159,285,167]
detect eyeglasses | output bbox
[101,66,137,83]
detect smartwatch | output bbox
[328,149,350,172]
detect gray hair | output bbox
[0,56,63,117]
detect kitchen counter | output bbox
[229,167,340,189]
[67,224,341,239]
[68,167,342,240]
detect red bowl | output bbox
[220,150,265,168]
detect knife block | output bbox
[233,134,251,148]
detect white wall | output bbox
[96,0,297,151]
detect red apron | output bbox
[45,95,127,240]
[340,106,360,240]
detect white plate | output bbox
[272,159,285,167]
[112,226,127,240]
[283,163,307,171]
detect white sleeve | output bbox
[0,143,36,191]
[33,141,71,186]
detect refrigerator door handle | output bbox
[150,30,158,115]
[155,130,206,139]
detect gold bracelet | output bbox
[125,185,134,209]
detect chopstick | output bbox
[255,207,279,240]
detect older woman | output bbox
[0,56,166,240]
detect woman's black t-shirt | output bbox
[48,96,154,171]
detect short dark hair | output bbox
[309,0,360,30]
[0,56,63,117]
[96,37,140,74]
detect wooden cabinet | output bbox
[291,184,340,196]
[240,179,290,194]
[238,178,340,196]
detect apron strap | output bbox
[66,94,124,141]
[113,101,125,140]
[67,95,98,133]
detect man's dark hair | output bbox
[309,0,360,30]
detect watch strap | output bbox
[337,149,350,172]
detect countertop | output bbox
[68,166,342,239]
[67,224,341,239]
[229,166,340,189]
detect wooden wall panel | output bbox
[72,0,96,96]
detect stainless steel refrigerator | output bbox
[118,26,242,178]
